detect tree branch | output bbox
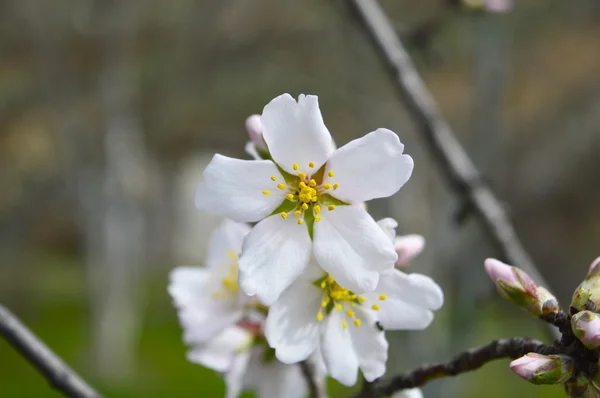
[348,0,560,341]
[0,304,103,398]
[300,359,328,398]
[353,338,559,398]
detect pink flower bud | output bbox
[394,234,425,268]
[485,0,513,13]
[572,311,600,349]
[588,257,600,277]
[484,258,521,288]
[510,353,573,385]
[571,257,600,313]
[245,114,266,149]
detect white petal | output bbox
[245,141,261,160]
[265,280,321,364]
[255,361,308,398]
[168,266,211,307]
[324,129,414,203]
[225,349,252,398]
[186,326,252,372]
[392,388,424,398]
[374,297,434,330]
[180,306,244,344]
[377,218,398,243]
[261,94,333,175]
[320,310,359,386]
[195,154,288,223]
[206,219,251,269]
[349,307,388,381]
[314,206,397,293]
[239,215,312,305]
[378,270,444,311]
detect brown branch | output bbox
[0,304,103,398]
[353,338,559,398]
[299,359,327,398]
[348,0,560,341]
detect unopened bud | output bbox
[571,257,600,314]
[510,353,573,385]
[245,114,266,149]
[572,311,600,349]
[394,235,425,268]
[485,258,560,317]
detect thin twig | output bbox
[0,304,102,398]
[348,0,560,340]
[300,359,328,398]
[353,338,558,398]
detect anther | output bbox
[346,309,355,318]
[328,205,335,211]
[320,281,326,289]
[317,312,323,321]
[262,190,270,196]
[315,215,321,222]
[333,183,339,190]
[354,319,361,327]
[298,172,307,179]
[379,294,387,301]
[286,194,294,201]
[342,321,348,329]
[281,212,288,220]
[271,176,277,181]
[328,171,335,177]
[336,304,342,312]
[299,182,307,188]
[314,205,321,214]
[358,296,366,303]
[302,203,309,210]
[293,163,299,170]
[372,304,380,310]
[277,183,285,190]
[308,161,315,168]
[294,210,302,216]
[323,183,331,189]
[309,179,317,187]
[297,218,304,225]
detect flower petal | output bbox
[394,234,425,267]
[265,279,321,364]
[206,219,251,269]
[168,266,211,308]
[225,349,253,398]
[377,218,398,243]
[261,94,333,175]
[244,141,261,160]
[324,128,414,203]
[314,206,397,293]
[392,388,424,398]
[195,154,287,223]
[349,307,388,381]
[255,361,308,398]
[180,306,244,344]
[374,297,435,330]
[186,326,252,372]
[378,270,444,310]
[321,310,359,386]
[239,215,312,305]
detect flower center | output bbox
[313,274,387,329]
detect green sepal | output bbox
[276,165,298,186]
[256,146,272,161]
[269,199,297,217]
[319,194,349,207]
[304,207,315,240]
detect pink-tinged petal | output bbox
[324,128,414,204]
[245,114,266,149]
[314,206,397,293]
[571,311,600,349]
[206,219,250,269]
[484,258,520,286]
[195,154,287,223]
[239,215,312,305]
[261,94,333,176]
[265,279,321,364]
[320,310,359,386]
[394,234,425,267]
[349,306,388,381]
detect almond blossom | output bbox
[196,93,414,305]
[168,219,318,398]
[264,219,443,386]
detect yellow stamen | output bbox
[336,304,342,312]
[314,205,321,214]
[294,210,302,216]
[350,294,357,300]
[323,183,331,189]
[309,179,317,187]
[354,319,361,327]
[328,205,335,211]
[372,304,380,311]
[281,212,288,220]
[277,183,285,190]
[299,182,307,188]
[311,196,318,202]
[317,312,323,321]
[262,190,270,196]
[271,176,277,181]
[293,163,299,170]
[358,296,366,303]
[328,171,335,177]
[333,183,339,190]
[346,309,355,318]
[298,172,307,179]
[302,203,309,210]
[320,281,326,289]
[379,294,387,301]
[297,218,304,225]
[315,215,321,222]
[308,161,315,168]
[342,321,348,329]
[286,194,294,201]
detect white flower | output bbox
[264,219,443,386]
[392,388,424,398]
[196,93,414,305]
[169,219,319,398]
[377,218,425,268]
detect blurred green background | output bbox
[1,0,599,397]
